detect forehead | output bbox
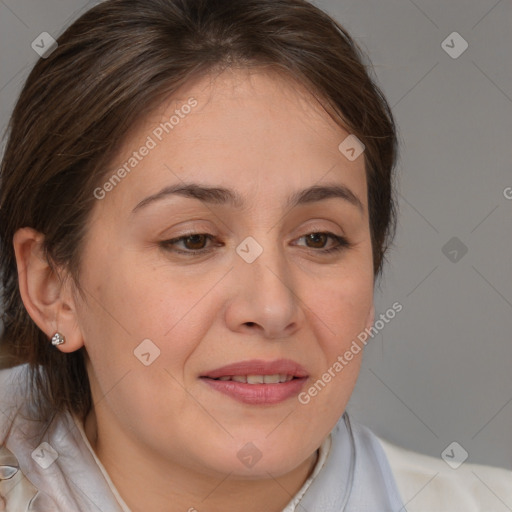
[95,67,368,215]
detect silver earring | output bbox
[51,332,65,346]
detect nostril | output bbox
[245,322,256,327]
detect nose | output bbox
[224,242,305,339]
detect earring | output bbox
[51,332,66,346]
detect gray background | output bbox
[0,0,511,473]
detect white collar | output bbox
[72,413,332,512]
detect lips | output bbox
[200,358,309,380]
[214,374,294,383]
[200,359,309,405]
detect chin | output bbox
[225,455,305,480]
[232,439,309,478]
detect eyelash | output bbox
[160,232,352,256]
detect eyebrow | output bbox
[131,182,364,214]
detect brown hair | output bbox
[0,0,398,421]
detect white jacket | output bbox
[380,437,512,511]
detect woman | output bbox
[0,0,510,510]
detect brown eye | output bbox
[304,233,329,249]
[182,234,209,250]
[294,231,351,255]
[161,233,218,254]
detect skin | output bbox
[14,67,375,512]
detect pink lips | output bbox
[200,358,309,405]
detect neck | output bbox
[84,407,320,512]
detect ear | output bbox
[365,303,375,331]
[13,227,84,353]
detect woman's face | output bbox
[75,67,374,479]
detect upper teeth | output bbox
[216,374,294,384]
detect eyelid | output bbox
[162,233,218,253]
[160,230,352,257]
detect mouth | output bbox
[208,374,296,384]
[200,359,308,404]
[201,358,308,379]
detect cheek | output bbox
[297,263,372,413]
[75,256,213,433]
[76,250,222,379]
[306,264,373,349]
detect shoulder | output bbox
[0,363,25,390]
[0,363,28,393]
[0,363,38,458]
[377,435,512,511]
[0,364,61,509]
[0,364,126,510]
[0,364,30,432]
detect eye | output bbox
[160,231,352,257]
[294,232,351,254]
[160,233,218,254]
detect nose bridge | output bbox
[227,233,302,337]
